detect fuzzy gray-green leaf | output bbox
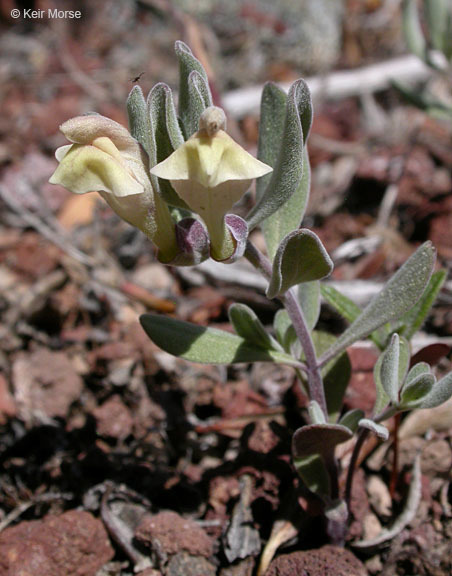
[175,41,212,137]
[373,352,389,416]
[400,270,446,340]
[311,331,351,423]
[185,70,213,138]
[400,372,435,409]
[425,0,449,53]
[148,83,188,209]
[298,280,320,332]
[320,242,436,364]
[267,230,333,299]
[406,362,430,385]
[247,79,312,231]
[228,303,281,351]
[359,418,389,441]
[380,333,400,403]
[308,400,326,424]
[403,0,427,61]
[321,283,362,324]
[127,86,150,152]
[339,409,365,432]
[140,314,298,366]
[273,309,296,353]
[419,371,452,409]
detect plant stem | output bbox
[244,240,327,417]
[282,289,327,415]
[344,406,397,514]
[344,428,369,514]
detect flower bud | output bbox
[49,114,178,261]
[150,107,272,261]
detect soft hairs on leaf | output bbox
[320,242,436,364]
[246,79,312,231]
[267,229,333,299]
[175,41,212,137]
[140,314,299,366]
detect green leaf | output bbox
[293,454,330,500]
[185,70,212,137]
[246,79,312,231]
[406,362,430,384]
[140,314,299,366]
[292,423,352,499]
[373,352,390,416]
[308,400,326,424]
[127,86,150,153]
[321,283,362,325]
[380,334,402,403]
[273,309,296,353]
[267,229,333,299]
[400,372,435,409]
[255,82,287,205]
[320,242,436,364]
[399,270,447,340]
[175,41,212,137]
[358,418,389,441]
[311,331,351,423]
[339,409,365,432]
[298,280,320,332]
[419,371,452,409]
[425,0,449,54]
[147,83,188,210]
[403,0,427,61]
[263,149,311,260]
[228,303,282,351]
[373,335,410,413]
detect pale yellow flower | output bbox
[150,107,272,261]
[49,115,178,261]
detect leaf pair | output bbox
[126,42,213,210]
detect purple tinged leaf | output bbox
[220,214,249,264]
[160,218,209,266]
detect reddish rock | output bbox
[0,510,114,576]
[93,395,133,440]
[265,546,367,576]
[345,347,378,414]
[166,552,216,576]
[12,348,83,424]
[135,511,213,559]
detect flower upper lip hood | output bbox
[150,106,272,261]
[49,114,150,198]
[49,113,179,261]
[150,129,272,189]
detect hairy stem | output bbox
[244,240,327,416]
[282,289,327,415]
